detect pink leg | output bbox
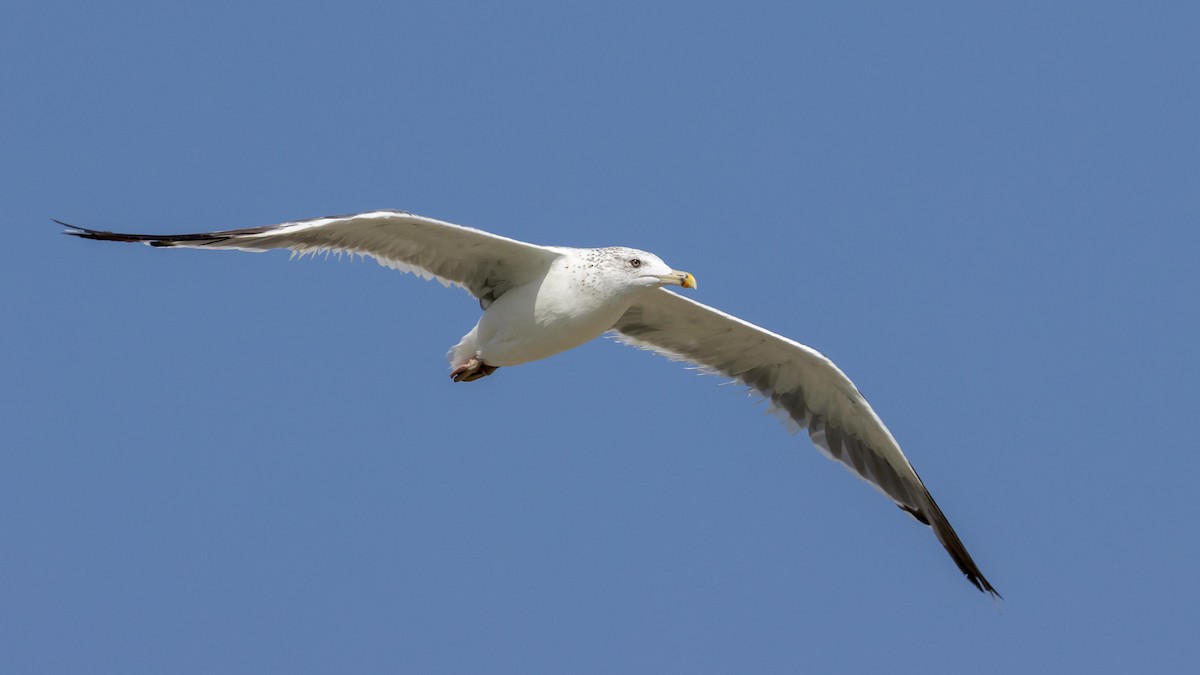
[450,357,500,382]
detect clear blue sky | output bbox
[3,1,1197,672]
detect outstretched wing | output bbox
[61,209,562,304]
[614,289,997,596]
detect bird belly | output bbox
[471,281,630,367]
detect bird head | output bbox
[595,247,697,291]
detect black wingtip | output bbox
[57,219,121,240]
[947,536,1001,599]
[56,218,86,235]
[57,219,177,245]
[917,489,1001,599]
[962,563,1001,599]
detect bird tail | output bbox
[446,329,479,369]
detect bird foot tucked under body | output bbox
[450,357,499,382]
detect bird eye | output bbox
[629,258,642,268]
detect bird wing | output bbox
[614,288,997,596]
[60,209,562,304]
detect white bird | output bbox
[62,209,998,596]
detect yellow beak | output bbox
[660,270,697,289]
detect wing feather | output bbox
[614,289,998,596]
[60,210,561,302]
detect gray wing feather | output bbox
[614,289,997,596]
[60,210,561,302]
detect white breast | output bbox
[471,256,639,366]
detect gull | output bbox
[62,209,998,596]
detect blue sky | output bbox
[3,1,1198,672]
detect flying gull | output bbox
[62,209,998,596]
